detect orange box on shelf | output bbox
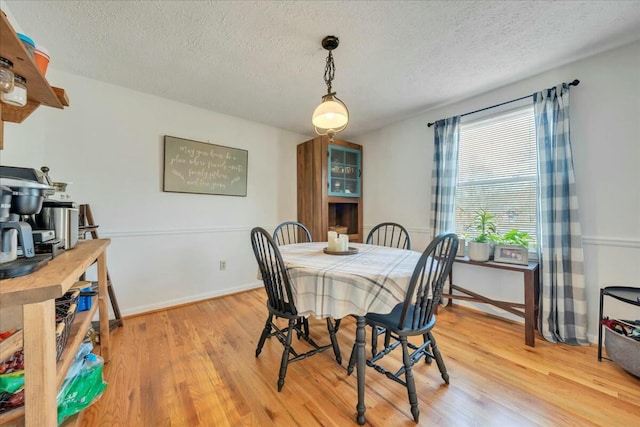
[34,44,50,76]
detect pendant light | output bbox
[312,35,349,142]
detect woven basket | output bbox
[605,325,640,377]
[55,289,80,361]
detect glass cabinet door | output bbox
[329,145,361,197]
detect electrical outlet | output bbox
[219,260,226,270]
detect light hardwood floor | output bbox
[80,289,640,426]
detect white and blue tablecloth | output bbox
[278,242,421,319]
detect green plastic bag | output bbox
[0,371,24,394]
[57,353,107,425]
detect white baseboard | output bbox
[121,281,263,316]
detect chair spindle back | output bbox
[367,222,412,250]
[273,221,312,246]
[251,227,297,316]
[399,233,458,330]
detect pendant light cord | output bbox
[324,51,335,94]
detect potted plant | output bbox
[493,229,530,265]
[466,209,497,262]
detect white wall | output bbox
[2,2,638,342]
[357,41,640,343]
[2,69,306,315]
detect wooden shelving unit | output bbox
[0,240,111,426]
[56,299,98,389]
[0,11,69,148]
[0,330,22,361]
[297,136,363,242]
[0,300,96,425]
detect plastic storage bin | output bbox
[17,33,35,58]
[77,286,94,312]
[34,44,50,76]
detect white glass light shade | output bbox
[312,96,348,134]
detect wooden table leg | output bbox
[524,270,536,347]
[98,251,111,362]
[445,259,539,347]
[355,316,366,425]
[23,300,56,427]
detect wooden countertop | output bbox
[0,238,110,307]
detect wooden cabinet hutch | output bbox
[297,136,363,242]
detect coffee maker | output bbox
[33,199,79,251]
[0,177,53,279]
[1,166,79,261]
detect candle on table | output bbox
[339,234,349,251]
[328,231,338,251]
[334,237,343,252]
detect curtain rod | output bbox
[427,79,580,127]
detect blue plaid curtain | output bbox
[534,84,588,345]
[430,117,460,238]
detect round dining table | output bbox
[278,241,421,425]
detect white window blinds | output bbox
[455,105,537,247]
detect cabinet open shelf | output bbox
[0,330,23,362]
[0,239,110,425]
[0,13,62,109]
[0,12,68,147]
[0,297,98,425]
[0,400,23,424]
[56,298,98,388]
[328,200,361,242]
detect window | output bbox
[455,105,537,248]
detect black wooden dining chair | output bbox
[250,227,341,391]
[362,222,413,355]
[272,221,314,336]
[347,232,458,422]
[273,221,312,245]
[367,222,412,250]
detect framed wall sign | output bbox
[163,135,248,196]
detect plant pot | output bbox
[468,241,491,262]
[456,238,465,257]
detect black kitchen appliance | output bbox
[0,176,53,279]
[1,166,79,262]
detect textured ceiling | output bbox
[4,0,640,139]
